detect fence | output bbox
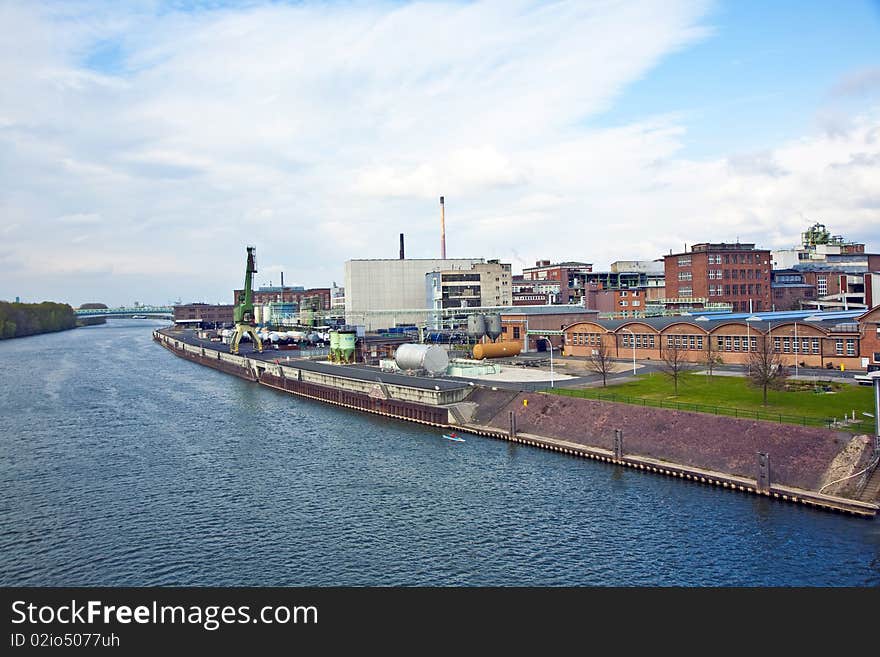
[547,388,873,433]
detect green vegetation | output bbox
[548,372,875,433]
[0,301,77,339]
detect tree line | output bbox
[0,301,78,339]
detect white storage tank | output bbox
[394,344,449,374]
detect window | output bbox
[717,336,724,349]
[818,276,828,296]
[846,339,855,356]
[724,255,730,264]
[678,256,691,267]
[835,339,843,356]
[783,338,790,353]
[874,352,880,363]
[724,336,732,351]
[666,335,674,348]
[697,336,703,350]
[689,335,696,349]
[812,338,820,354]
[724,285,731,295]
[678,271,692,281]
[750,337,756,351]
[513,327,520,339]
[619,300,628,307]
[801,338,810,353]
[774,337,781,352]
[620,290,628,297]
[733,336,741,351]
[632,300,640,306]
[732,269,738,280]
[792,338,799,353]
[679,287,693,297]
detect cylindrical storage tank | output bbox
[339,330,357,363]
[254,305,264,325]
[485,314,502,341]
[329,330,340,361]
[395,343,450,374]
[473,341,522,360]
[467,314,487,339]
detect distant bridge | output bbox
[75,305,173,319]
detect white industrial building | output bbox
[344,258,485,330]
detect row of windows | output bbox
[570,332,603,346]
[621,333,656,348]
[618,300,641,307]
[772,337,821,354]
[677,256,692,266]
[708,284,766,296]
[666,334,704,350]
[835,339,856,356]
[677,271,692,281]
[708,269,764,280]
[715,336,756,352]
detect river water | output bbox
[1,320,878,586]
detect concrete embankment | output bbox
[154,330,879,517]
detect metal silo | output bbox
[339,330,357,364]
[329,330,340,362]
[485,314,502,342]
[467,314,487,339]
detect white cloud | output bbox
[0,1,878,307]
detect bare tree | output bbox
[659,339,693,395]
[703,333,720,377]
[748,333,786,404]
[586,338,614,387]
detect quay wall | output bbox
[473,388,865,492]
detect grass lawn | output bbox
[549,372,876,433]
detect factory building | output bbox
[425,260,512,314]
[562,309,872,370]
[664,242,772,313]
[173,303,234,328]
[344,257,485,330]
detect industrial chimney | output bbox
[399,233,405,260]
[281,271,284,287]
[440,196,446,259]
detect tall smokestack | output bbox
[440,196,446,259]
[399,233,405,260]
[281,271,284,287]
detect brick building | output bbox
[562,311,868,370]
[173,303,234,327]
[521,260,592,305]
[233,286,332,310]
[664,243,771,313]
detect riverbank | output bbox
[0,301,77,339]
[154,328,880,517]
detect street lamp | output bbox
[543,336,555,388]
[621,328,636,375]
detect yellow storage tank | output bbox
[472,341,522,360]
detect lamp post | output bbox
[621,328,636,375]
[544,337,555,388]
[794,321,798,377]
[746,319,751,375]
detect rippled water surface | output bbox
[1,321,879,586]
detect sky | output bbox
[1,0,879,307]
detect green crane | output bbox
[230,245,263,355]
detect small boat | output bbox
[443,432,465,443]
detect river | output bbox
[1,320,878,586]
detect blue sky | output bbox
[1,0,878,306]
[590,1,880,155]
